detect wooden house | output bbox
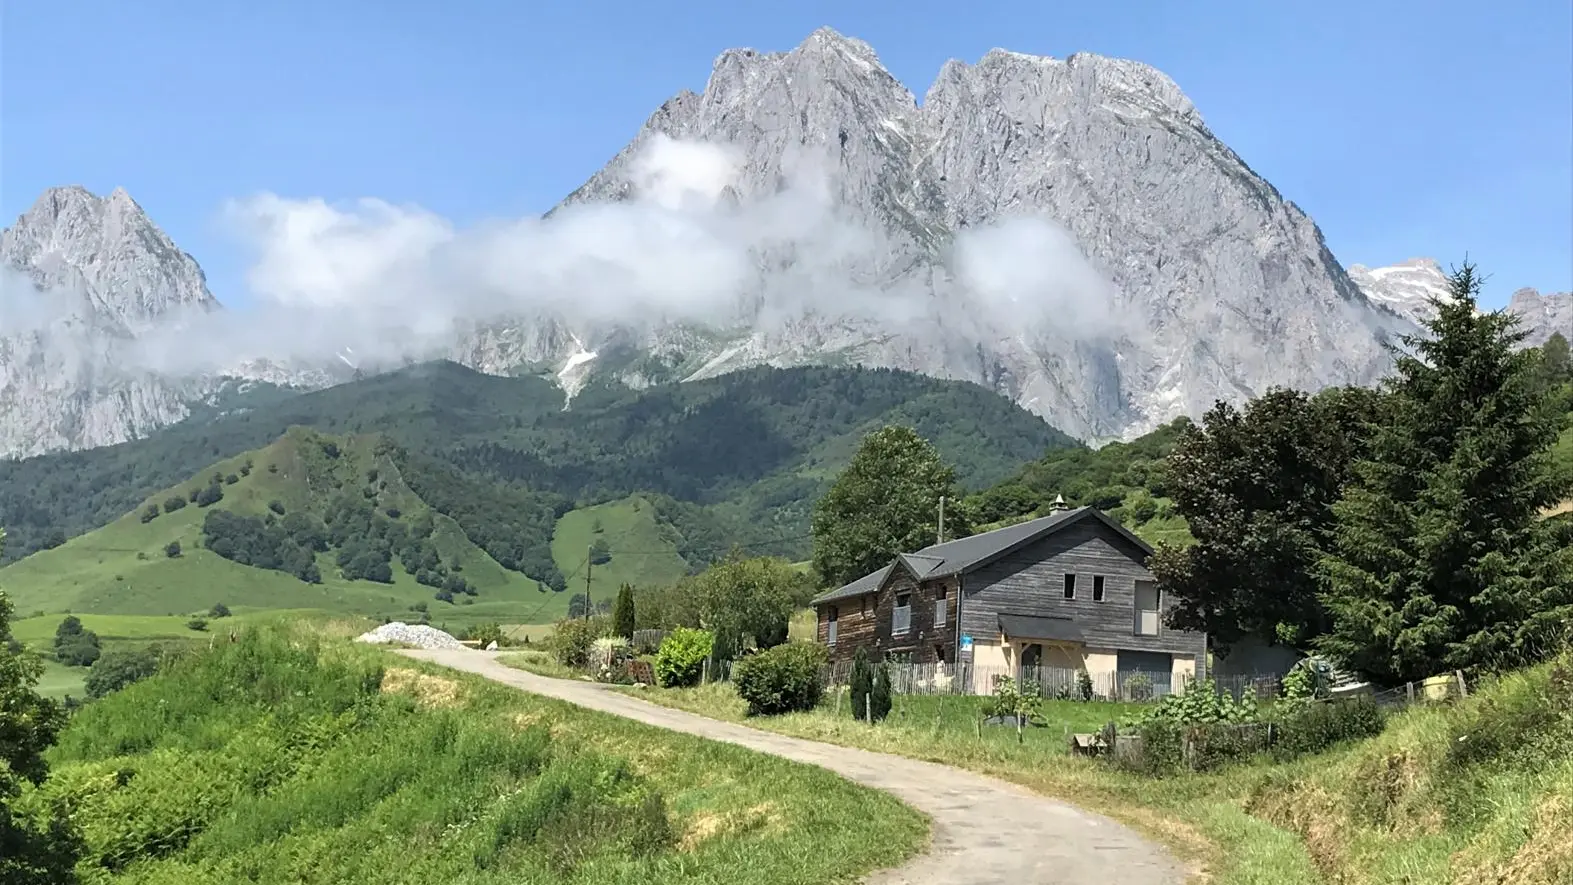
[809,503,1207,695]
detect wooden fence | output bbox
[817,661,1282,703]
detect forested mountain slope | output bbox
[0,362,1076,565]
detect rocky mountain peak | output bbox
[1507,286,1572,348]
[530,28,1410,441]
[1347,258,1454,325]
[3,184,218,335]
[929,49,1202,128]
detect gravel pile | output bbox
[355,622,466,650]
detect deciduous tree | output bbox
[1151,385,1380,650]
[692,554,797,659]
[0,527,83,883]
[812,425,969,587]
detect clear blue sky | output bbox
[3,0,1569,310]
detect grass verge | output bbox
[608,652,1573,885]
[498,650,581,681]
[23,625,927,884]
[592,680,1316,885]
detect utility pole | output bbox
[584,545,593,620]
[937,496,946,544]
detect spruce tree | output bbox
[612,583,636,640]
[849,647,873,721]
[870,660,893,723]
[1317,263,1573,683]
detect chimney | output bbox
[1048,494,1070,513]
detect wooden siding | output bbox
[959,519,1206,671]
[816,569,958,665]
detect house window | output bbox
[827,607,839,646]
[1063,573,1077,599]
[893,592,912,635]
[1093,575,1106,602]
[935,588,948,627]
[1134,580,1160,636]
[935,645,947,664]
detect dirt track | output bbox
[402,648,1186,885]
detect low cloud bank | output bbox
[7,135,1128,380]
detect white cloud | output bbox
[627,134,743,211]
[0,267,67,334]
[9,136,1129,382]
[950,216,1119,338]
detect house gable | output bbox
[959,517,1204,664]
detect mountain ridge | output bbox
[0,361,1075,564]
[4,27,1567,459]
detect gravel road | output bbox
[401,648,1188,885]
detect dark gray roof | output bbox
[810,506,1152,606]
[998,613,1085,643]
[812,563,894,605]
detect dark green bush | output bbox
[732,643,827,716]
[85,648,163,698]
[465,622,505,649]
[1187,722,1269,771]
[1272,695,1386,761]
[849,647,873,721]
[870,660,893,722]
[1123,718,1184,776]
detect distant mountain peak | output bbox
[510,27,1407,442]
[1507,286,1573,348]
[4,184,218,333]
[1347,258,1454,325]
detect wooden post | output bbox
[584,545,593,620]
[1455,670,1469,699]
[865,693,872,725]
[1016,711,1024,744]
[1406,681,1415,704]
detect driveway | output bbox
[401,648,1187,885]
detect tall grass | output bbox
[24,626,926,884]
[1246,651,1573,885]
[620,653,1573,885]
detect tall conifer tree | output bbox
[1317,263,1573,683]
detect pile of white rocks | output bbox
[355,622,466,650]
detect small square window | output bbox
[1063,573,1077,599]
[1093,575,1106,602]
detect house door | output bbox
[1019,643,1042,683]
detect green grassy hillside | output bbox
[0,429,552,622]
[18,624,926,883]
[2,362,1077,564]
[1246,650,1573,884]
[549,496,690,609]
